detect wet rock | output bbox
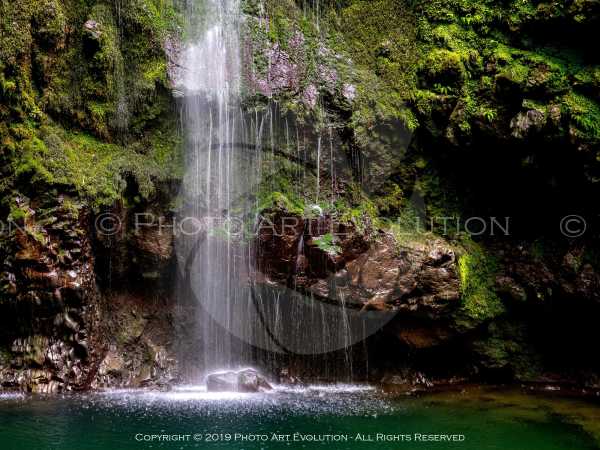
[388,320,454,349]
[164,36,183,89]
[130,225,174,276]
[206,369,272,393]
[0,195,105,392]
[510,109,546,138]
[31,379,62,394]
[277,368,304,386]
[22,269,59,288]
[381,369,433,389]
[495,276,527,303]
[237,369,263,392]
[309,234,460,317]
[206,371,239,392]
[256,209,368,286]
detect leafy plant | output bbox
[433,83,451,95]
[481,107,498,123]
[313,233,342,256]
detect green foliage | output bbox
[372,182,404,217]
[313,233,342,256]
[11,120,182,208]
[433,83,452,95]
[574,66,600,100]
[335,0,418,93]
[331,184,380,234]
[0,0,183,210]
[8,204,29,222]
[480,105,497,123]
[562,92,600,140]
[423,49,466,85]
[328,0,421,134]
[497,61,529,86]
[413,169,462,230]
[259,192,306,216]
[453,239,505,331]
[254,152,314,216]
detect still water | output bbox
[0,385,598,449]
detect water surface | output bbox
[0,385,598,449]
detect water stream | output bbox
[177,0,256,375]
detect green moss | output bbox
[0,0,184,212]
[254,152,312,215]
[259,192,305,216]
[423,49,467,85]
[574,66,600,99]
[497,61,530,86]
[372,182,404,217]
[453,239,505,331]
[382,204,441,251]
[11,120,182,209]
[8,204,28,222]
[328,0,420,134]
[330,184,380,234]
[335,0,418,91]
[562,92,600,140]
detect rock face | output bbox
[256,209,461,315]
[309,234,460,315]
[0,195,179,393]
[256,208,462,350]
[256,209,370,288]
[206,369,272,393]
[90,291,179,390]
[0,0,183,392]
[94,203,176,285]
[0,195,103,393]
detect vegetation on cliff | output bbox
[0,0,183,211]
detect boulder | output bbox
[206,369,272,393]
[510,109,546,139]
[206,371,238,391]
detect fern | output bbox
[481,108,497,123]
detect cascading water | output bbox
[177,0,251,374]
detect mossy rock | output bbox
[452,239,505,332]
[422,49,467,86]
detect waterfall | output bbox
[178,0,251,375]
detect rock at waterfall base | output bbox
[206,369,272,393]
